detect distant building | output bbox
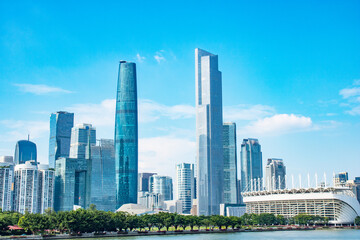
[223,123,238,204]
[49,111,74,168]
[333,172,349,187]
[150,175,173,201]
[164,200,182,213]
[90,139,116,211]
[69,124,96,159]
[0,156,14,211]
[138,191,163,209]
[115,61,138,209]
[220,203,246,217]
[14,140,37,165]
[138,173,157,192]
[236,179,242,204]
[265,158,286,191]
[346,177,360,204]
[240,138,262,192]
[195,48,224,216]
[176,163,194,214]
[37,164,55,213]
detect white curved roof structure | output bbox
[243,187,360,224]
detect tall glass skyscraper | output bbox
[240,138,263,192]
[69,124,96,159]
[149,175,173,201]
[49,111,74,169]
[265,158,286,191]
[14,140,37,165]
[195,48,224,215]
[114,61,138,209]
[223,123,238,204]
[176,163,194,214]
[138,172,157,192]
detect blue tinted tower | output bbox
[49,111,74,169]
[195,48,224,215]
[14,140,37,165]
[114,61,138,209]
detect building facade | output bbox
[115,61,138,209]
[240,138,263,192]
[49,111,74,168]
[150,175,173,201]
[176,163,194,214]
[0,156,14,211]
[195,48,224,216]
[138,173,157,192]
[90,139,116,211]
[223,123,238,204]
[69,124,96,159]
[37,164,55,213]
[14,140,37,165]
[265,158,286,191]
[333,172,349,187]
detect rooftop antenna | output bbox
[307,173,311,188]
[28,134,30,141]
[299,174,302,189]
[324,172,327,187]
[292,174,294,189]
[315,173,318,188]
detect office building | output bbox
[38,164,55,213]
[138,173,157,192]
[176,163,194,214]
[69,123,96,159]
[333,172,349,187]
[13,161,38,213]
[0,156,14,211]
[240,138,263,192]
[195,48,224,215]
[49,111,74,168]
[138,191,163,209]
[14,140,37,165]
[90,139,116,211]
[164,200,183,213]
[223,123,238,204]
[265,158,286,191]
[150,175,173,201]
[115,61,138,208]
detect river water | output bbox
[98,229,360,240]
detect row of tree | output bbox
[0,207,332,235]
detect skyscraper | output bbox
[69,124,96,159]
[138,173,157,192]
[223,123,238,204]
[49,111,74,168]
[195,48,224,215]
[14,140,37,165]
[37,164,55,213]
[114,61,138,209]
[0,156,14,211]
[240,138,263,192]
[265,158,286,191]
[333,172,349,187]
[149,175,173,201]
[176,163,194,214]
[90,139,116,211]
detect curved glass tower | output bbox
[14,140,37,165]
[114,61,138,209]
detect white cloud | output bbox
[136,53,145,63]
[154,50,166,63]
[139,136,195,178]
[346,106,360,115]
[339,81,360,115]
[240,114,313,136]
[339,87,360,99]
[14,83,72,95]
[353,79,360,85]
[0,120,49,142]
[224,104,275,121]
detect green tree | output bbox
[355,216,360,226]
[18,213,49,234]
[200,216,211,230]
[113,212,128,232]
[276,215,286,225]
[126,214,139,231]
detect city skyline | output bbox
[0,1,360,182]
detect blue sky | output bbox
[0,0,359,184]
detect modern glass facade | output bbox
[223,123,238,204]
[265,158,286,191]
[176,163,194,214]
[14,140,37,165]
[149,175,173,201]
[138,173,157,192]
[0,156,14,211]
[49,111,74,169]
[195,48,224,215]
[114,61,138,209]
[90,139,116,211]
[240,138,263,192]
[69,124,96,159]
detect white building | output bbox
[38,164,55,213]
[243,187,360,225]
[176,163,194,214]
[138,191,164,210]
[0,156,14,211]
[164,200,182,213]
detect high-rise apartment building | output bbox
[240,138,263,192]
[176,163,194,214]
[90,139,116,211]
[195,48,224,215]
[114,61,138,209]
[37,164,55,213]
[0,156,14,211]
[138,173,157,192]
[13,161,39,213]
[49,111,74,168]
[223,123,238,204]
[14,140,37,165]
[69,124,96,159]
[150,175,173,201]
[265,158,286,191]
